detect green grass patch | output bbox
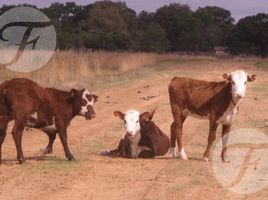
[243,119,268,131]
[251,83,268,94]
[81,139,105,153]
[255,60,268,70]
[20,156,80,173]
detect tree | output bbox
[194,6,234,49]
[140,23,169,52]
[229,13,268,57]
[155,3,192,51]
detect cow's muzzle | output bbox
[85,112,95,120]
[85,105,96,120]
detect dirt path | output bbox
[0,59,267,200]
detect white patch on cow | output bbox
[26,112,39,127]
[121,132,125,139]
[222,133,229,149]
[79,89,94,116]
[179,148,188,160]
[169,147,177,158]
[41,117,57,132]
[217,102,240,125]
[127,131,151,158]
[31,112,38,118]
[122,109,151,158]
[183,109,208,120]
[230,70,248,102]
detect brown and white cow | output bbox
[101,109,170,158]
[0,78,98,164]
[168,70,256,162]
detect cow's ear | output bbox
[247,74,256,82]
[140,107,157,121]
[223,73,231,81]
[114,111,124,120]
[140,112,153,121]
[71,88,78,96]
[67,89,78,103]
[92,94,98,103]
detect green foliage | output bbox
[155,3,193,51]
[228,13,268,57]
[1,1,267,56]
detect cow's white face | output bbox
[223,70,256,103]
[79,89,93,114]
[230,70,248,99]
[78,89,98,120]
[123,110,141,138]
[114,109,141,138]
[114,109,156,139]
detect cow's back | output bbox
[169,77,228,114]
[44,88,73,118]
[0,78,47,118]
[140,121,170,156]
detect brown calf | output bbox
[101,109,170,158]
[0,78,98,164]
[168,70,256,161]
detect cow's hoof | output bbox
[41,147,53,155]
[180,155,188,160]
[222,158,230,163]
[179,149,188,160]
[100,150,111,156]
[203,156,209,162]
[169,148,177,159]
[18,159,25,164]
[68,156,76,161]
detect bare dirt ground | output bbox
[0,57,268,200]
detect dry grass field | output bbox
[0,51,268,200]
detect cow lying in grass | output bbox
[168,70,256,162]
[0,78,98,164]
[101,109,169,158]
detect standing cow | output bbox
[101,109,170,158]
[168,70,256,162]
[0,78,98,164]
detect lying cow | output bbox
[0,78,98,164]
[101,109,169,158]
[168,70,256,162]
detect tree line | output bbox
[0,1,268,57]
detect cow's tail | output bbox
[0,82,10,117]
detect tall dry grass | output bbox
[0,50,181,88]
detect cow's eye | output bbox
[136,120,139,123]
[231,81,235,85]
[81,99,87,106]
[124,120,126,124]
[244,81,247,85]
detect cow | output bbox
[0,78,98,164]
[101,109,170,158]
[168,70,256,162]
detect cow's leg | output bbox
[12,119,27,164]
[171,119,187,160]
[221,125,231,162]
[138,150,154,158]
[170,121,177,158]
[100,138,124,157]
[203,120,218,162]
[0,116,9,164]
[57,127,75,161]
[42,130,57,154]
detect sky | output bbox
[0,0,268,22]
